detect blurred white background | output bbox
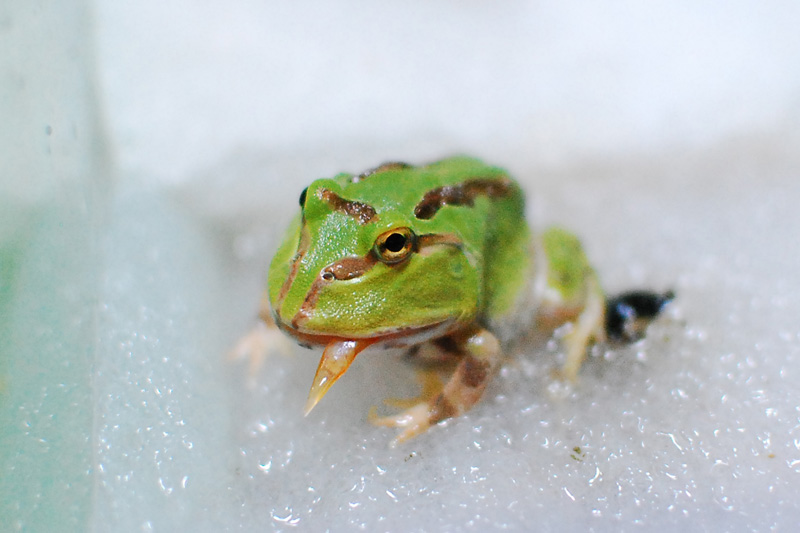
[96,1,800,186]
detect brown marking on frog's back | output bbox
[352,162,412,183]
[414,176,514,220]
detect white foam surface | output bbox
[3,1,800,531]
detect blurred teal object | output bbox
[0,1,106,530]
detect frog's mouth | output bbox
[272,229,468,414]
[276,317,457,415]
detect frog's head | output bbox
[268,170,482,343]
[266,161,489,412]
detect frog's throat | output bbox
[279,317,458,350]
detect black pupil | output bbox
[298,187,308,207]
[384,233,407,253]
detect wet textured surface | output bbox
[89,141,800,531]
[218,148,800,531]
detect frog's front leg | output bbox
[371,325,502,445]
[228,293,293,378]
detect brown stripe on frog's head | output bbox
[414,177,514,220]
[315,188,378,225]
[274,220,311,312]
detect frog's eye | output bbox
[298,187,308,207]
[373,227,416,264]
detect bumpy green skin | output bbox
[267,157,532,339]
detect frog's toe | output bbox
[369,403,433,445]
[369,403,427,428]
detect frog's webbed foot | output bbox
[370,326,502,445]
[605,290,675,342]
[228,313,293,382]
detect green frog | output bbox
[234,157,672,444]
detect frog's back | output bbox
[331,156,511,211]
